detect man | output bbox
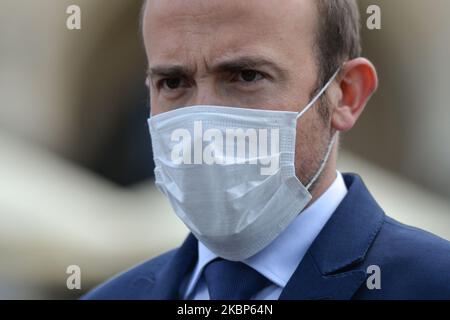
[84,0,450,300]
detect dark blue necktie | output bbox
[203,258,271,300]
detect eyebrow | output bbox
[147,55,288,79]
[147,65,194,79]
[212,56,287,77]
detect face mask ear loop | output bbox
[306,134,337,190]
[296,67,341,120]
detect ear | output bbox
[331,58,378,132]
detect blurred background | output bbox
[0,0,449,299]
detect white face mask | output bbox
[148,69,339,261]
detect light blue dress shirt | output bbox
[181,171,348,300]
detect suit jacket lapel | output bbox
[145,234,198,299]
[279,174,385,300]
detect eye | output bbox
[158,77,186,90]
[236,70,265,83]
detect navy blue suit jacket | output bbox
[83,174,450,300]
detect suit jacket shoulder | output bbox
[81,249,177,300]
[354,215,450,299]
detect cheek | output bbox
[293,111,325,179]
[227,90,287,111]
[295,119,314,164]
[149,94,164,116]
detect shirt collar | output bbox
[184,171,348,295]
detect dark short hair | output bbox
[315,0,361,88]
[312,0,361,122]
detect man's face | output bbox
[143,0,333,185]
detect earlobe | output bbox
[331,58,378,132]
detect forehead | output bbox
[143,0,317,66]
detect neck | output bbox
[308,147,338,206]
